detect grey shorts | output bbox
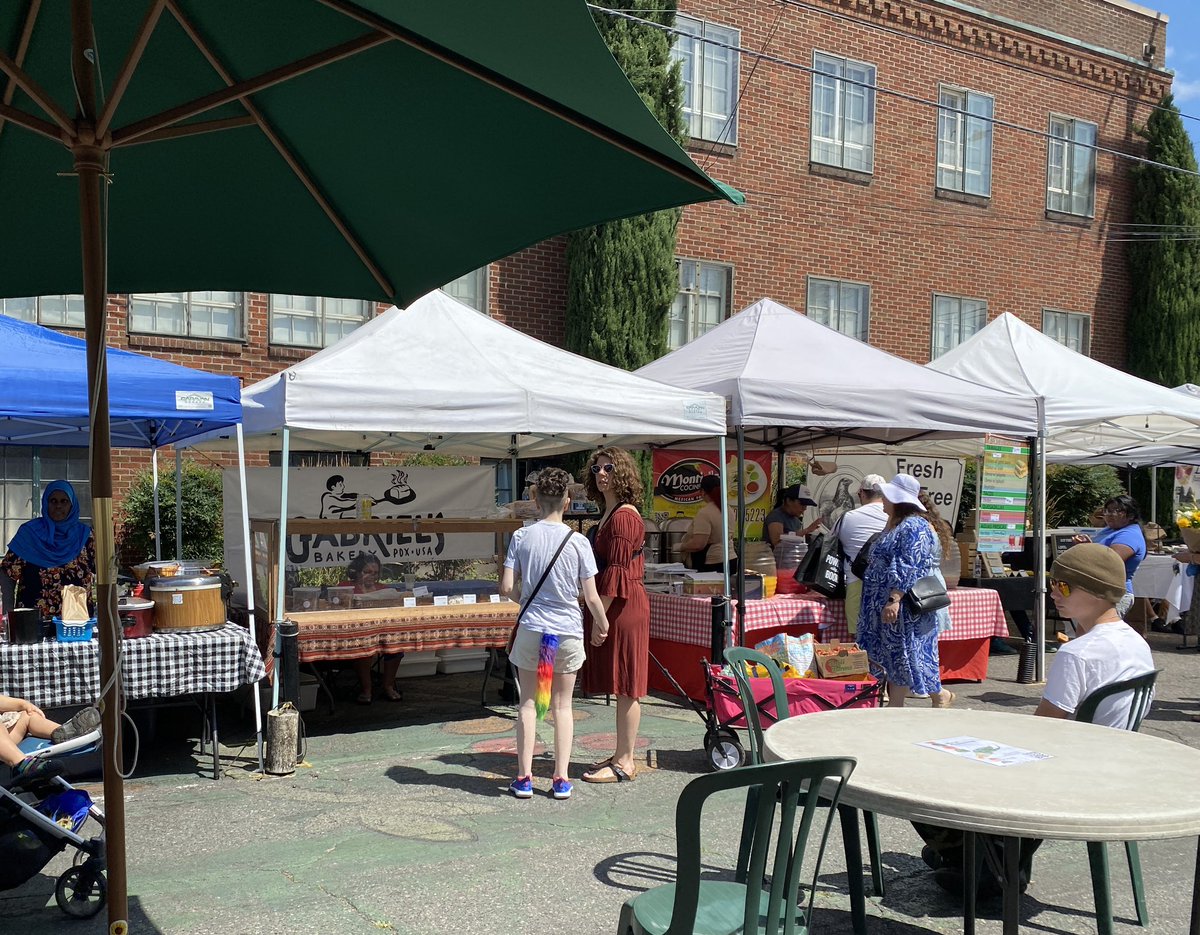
[0,710,22,731]
[509,627,585,674]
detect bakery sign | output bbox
[223,466,496,570]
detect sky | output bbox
[1154,0,1200,150]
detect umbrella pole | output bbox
[73,2,128,923]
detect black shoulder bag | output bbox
[505,528,574,655]
[850,531,882,580]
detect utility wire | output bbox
[588,4,1200,180]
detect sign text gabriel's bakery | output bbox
[223,466,496,569]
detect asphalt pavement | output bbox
[6,630,1200,935]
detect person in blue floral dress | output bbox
[858,473,954,708]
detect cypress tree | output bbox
[1128,94,1200,386]
[565,1,685,370]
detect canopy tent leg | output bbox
[175,447,184,559]
[1035,405,1048,683]
[718,435,731,618]
[736,426,747,647]
[152,448,161,561]
[1150,466,1157,527]
[72,1,128,924]
[272,426,291,710]
[236,423,265,773]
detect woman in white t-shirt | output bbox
[500,468,609,801]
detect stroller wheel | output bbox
[55,865,107,918]
[704,728,745,771]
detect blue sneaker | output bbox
[551,777,573,800]
[509,775,533,799]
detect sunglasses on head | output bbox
[1050,579,1071,598]
[590,463,615,475]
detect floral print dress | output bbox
[857,517,944,695]
[2,538,96,619]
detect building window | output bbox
[672,15,740,144]
[1046,115,1097,217]
[0,295,85,328]
[129,292,244,340]
[0,447,91,548]
[668,259,733,349]
[937,87,993,197]
[269,295,373,348]
[807,277,869,341]
[811,52,876,173]
[443,267,488,313]
[931,295,987,358]
[1042,309,1090,354]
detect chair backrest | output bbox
[664,757,856,935]
[723,647,789,765]
[1074,669,1159,731]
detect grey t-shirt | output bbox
[504,520,597,639]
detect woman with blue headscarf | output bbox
[1,481,96,620]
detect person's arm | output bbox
[581,576,609,646]
[765,520,784,547]
[499,566,515,598]
[1108,543,1135,562]
[499,531,522,599]
[679,511,713,554]
[1034,698,1070,719]
[0,695,41,717]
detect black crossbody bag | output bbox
[505,528,574,654]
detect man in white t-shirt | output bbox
[835,474,887,635]
[1038,542,1155,726]
[922,542,1155,898]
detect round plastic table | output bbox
[764,707,1200,935]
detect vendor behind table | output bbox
[761,483,820,548]
[0,480,96,623]
[678,475,738,573]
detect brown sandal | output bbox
[582,763,637,784]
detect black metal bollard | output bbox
[276,619,301,707]
[1016,640,1037,684]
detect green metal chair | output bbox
[723,647,886,898]
[1075,669,1160,930]
[615,757,856,935]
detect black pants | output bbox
[914,822,1042,885]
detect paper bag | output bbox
[814,641,870,680]
[61,585,90,622]
[754,633,816,679]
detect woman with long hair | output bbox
[857,474,955,708]
[579,447,650,784]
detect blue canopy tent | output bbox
[0,315,262,769]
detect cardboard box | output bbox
[814,642,870,680]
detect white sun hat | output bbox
[880,473,925,509]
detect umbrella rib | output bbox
[116,114,258,146]
[94,0,169,141]
[159,0,393,296]
[0,0,42,147]
[0,99,61,143]
[0,44,73,136]
[109,31,390,148]
[318,0,716,193]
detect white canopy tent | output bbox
[636,298,1041,641]
[927,314,1200,677]
[186,289,729,677]
[199,289,725,458]
[636,298,1041,449]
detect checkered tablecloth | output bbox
[0,623,267,709]
[648,587,1007,649]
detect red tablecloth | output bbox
[647,587,1007,700]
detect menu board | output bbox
[977,438,1031,553]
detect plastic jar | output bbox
[741,540,777,598]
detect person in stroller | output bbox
[0,696,99,784]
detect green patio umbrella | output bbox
[0,1,739,926]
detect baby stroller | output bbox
[0,726,107,918]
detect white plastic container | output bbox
[395,650,440,678]
[436,648,489,674]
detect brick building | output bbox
[0,0,1174,536]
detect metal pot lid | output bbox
[147,575,222,590]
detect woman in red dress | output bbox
[580,447,649,784]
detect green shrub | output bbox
[119,459,224,566]
[1045,465,1125,528]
